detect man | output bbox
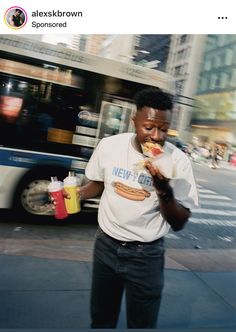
[9,9,23,27]
[79,87,199,328]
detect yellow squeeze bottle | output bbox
[63,172,80,214]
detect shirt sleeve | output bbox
[85,139,105,182]
[170,151,199,210]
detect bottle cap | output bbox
[63,172,77,186]
[48,178,63,192]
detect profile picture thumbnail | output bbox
[4,6,27,29]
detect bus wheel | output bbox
[13,167,68,218]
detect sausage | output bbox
[113,181,151,201]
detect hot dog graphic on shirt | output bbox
[112,181,151,201]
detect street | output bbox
[166,161,236,249]
[192,161,236,200]
[0,161,236,329]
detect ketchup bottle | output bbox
[48,177,68,219]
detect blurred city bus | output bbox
[0,35,175,218]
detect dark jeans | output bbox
[90,228,165,329]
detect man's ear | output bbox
[130,115,136,128]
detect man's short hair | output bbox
[135,87,173,111]
[15,9,23,14]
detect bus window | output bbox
[96,101,134,139]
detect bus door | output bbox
[96,100,135,140]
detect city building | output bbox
[99,35,137,63]
[133,35,171,71]
[36,34,106,54]
[84,35,107,55]
[192,35,236,148]
[70,35,107,54]
[166,34,207,141]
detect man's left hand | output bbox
[145,160,170,193]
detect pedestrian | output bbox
[8,8,24,27]
[78,87,199,328]
[210,144,220,169]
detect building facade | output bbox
[166,34,207,141]
[192,35,236,147]
[99,35,137,63]
[133,35,171,71]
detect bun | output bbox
[113,181,151,201]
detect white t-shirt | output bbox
[85,133,199,242]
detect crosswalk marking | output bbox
[197,188,218,194]
[196,179,208,183]
[199,201,236,208]
[190,218,236,227]
[198,194,232,200]
[164,233,179,239]
[167,182,236,243]
[197,184,232,201]
[217,235,233,242]
[192,208,236,216]
[192,186,236,226]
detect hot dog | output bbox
[141,142,164,158]
[113,181,151,201]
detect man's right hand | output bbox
[49,189,71,206]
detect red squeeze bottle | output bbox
[48,177,68,219]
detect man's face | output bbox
[132,106,171,147]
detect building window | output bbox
[176,79,185,94]
[214,56,221,68]
[217,35,226,47]
[219,53,225,66]
[200,77,207,91]
[225,48,233,66]
[174,65,185,76]
[230,35,236,43]
[179,35,188,44]
[230,69,236,88]
[204,59,211,71]
[224,35,234,44]
[233,47,236,65]
[177,49,185,60]
[206,35,217,51]
[220,72,228,88]
[79,35,87,52]
[210,74,217,89]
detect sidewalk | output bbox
[0,240,236,329]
